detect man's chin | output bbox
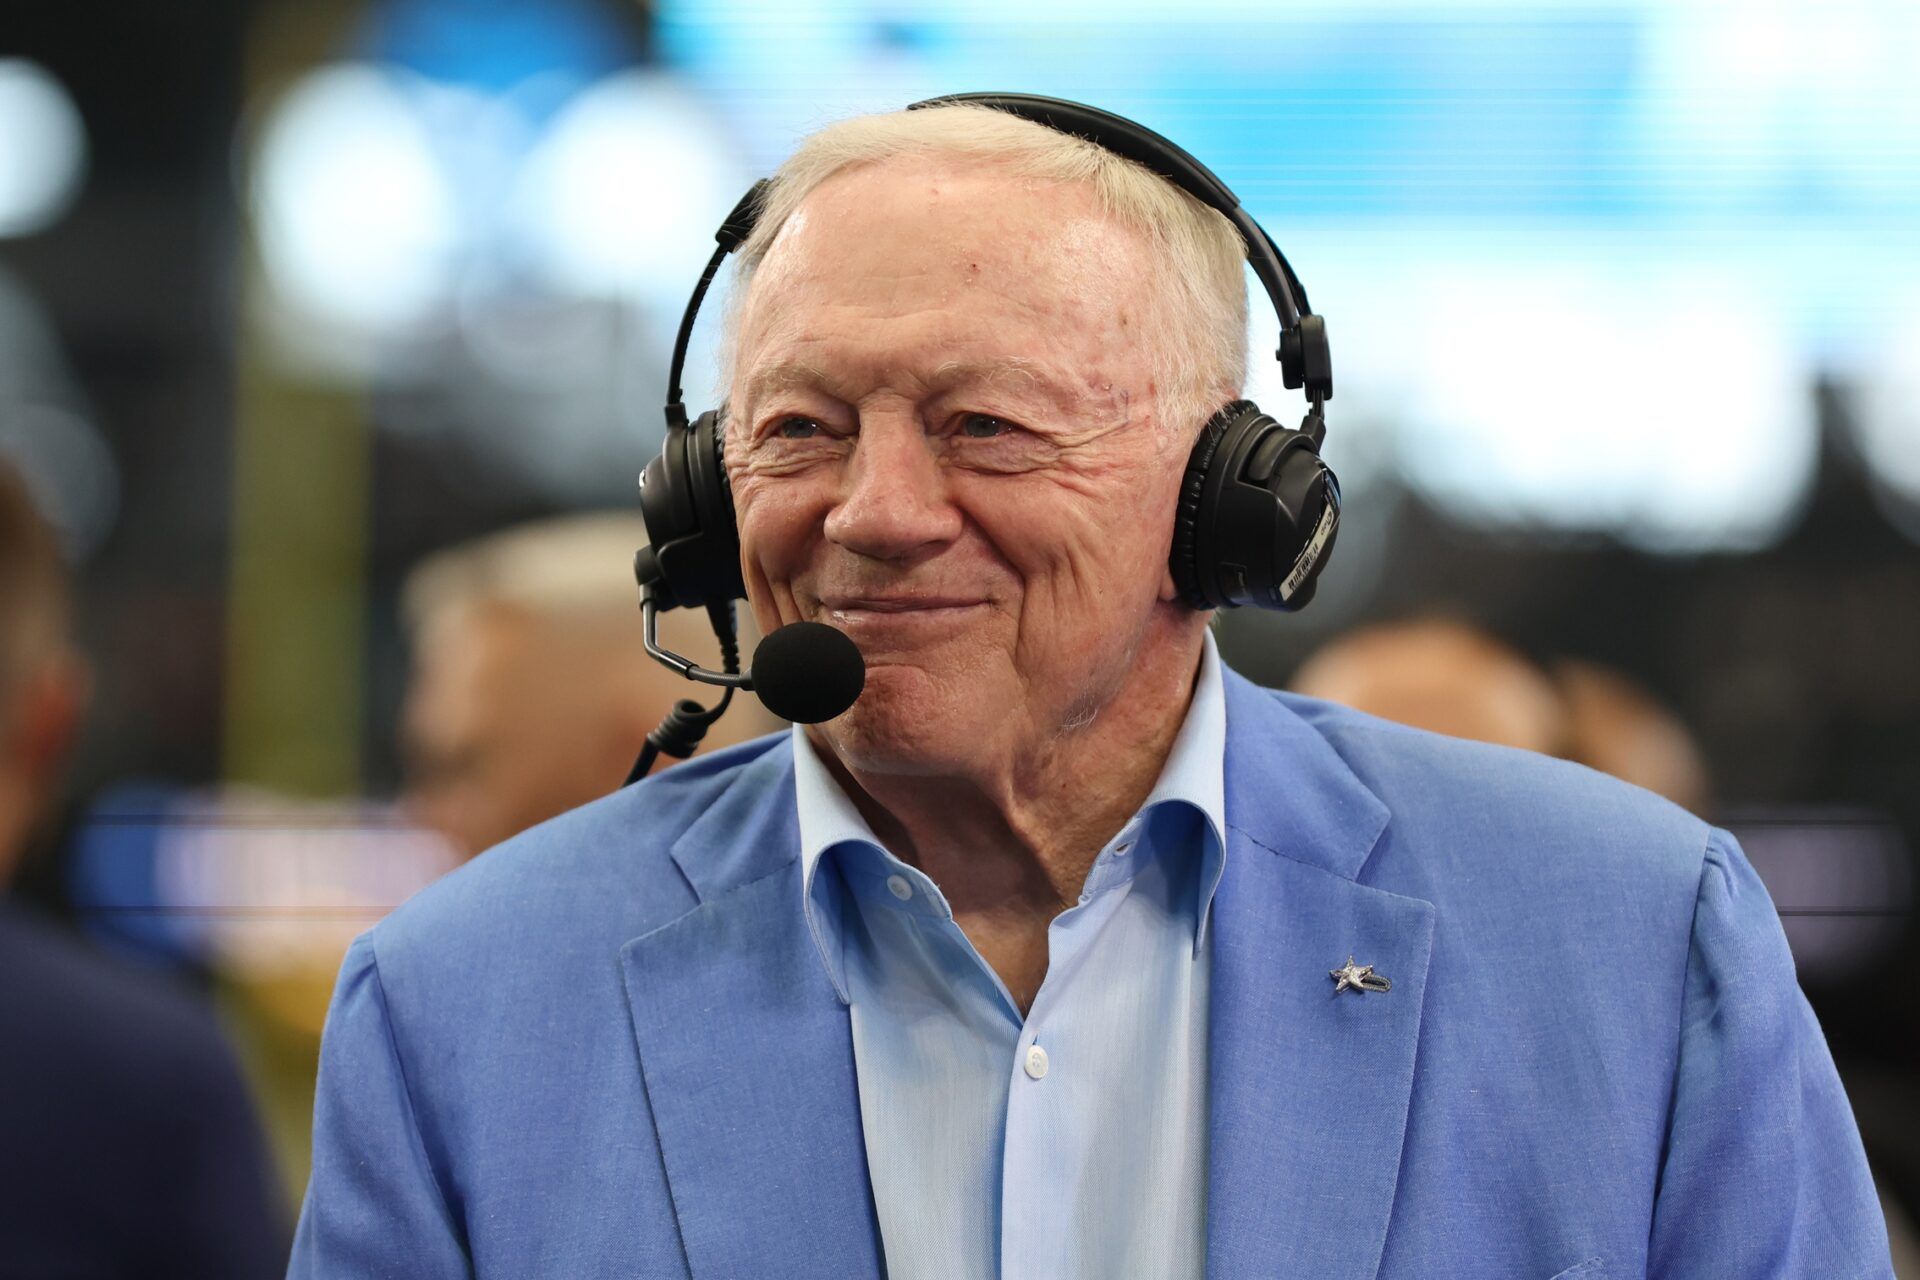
[815,668,1008,779]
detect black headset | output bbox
[634,91,1339,667]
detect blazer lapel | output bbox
[620,746,883,1279]
[1208,673,1436,1280]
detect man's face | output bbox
[728,155,1198,776]
[401,605,632,858]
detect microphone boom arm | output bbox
[642,587,754,689]
[625,588,752,785]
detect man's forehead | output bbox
[802,150,1092,221]
[750,154,1145,299]
[742,355,1071,404]
[729,155,1166,421]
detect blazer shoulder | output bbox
[1276,689,1711,891]
[368,732,792,972]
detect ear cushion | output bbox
[1170,400,1259,610]
[706,415,747,601]
[689,410,746,604]
[709,413,738,529]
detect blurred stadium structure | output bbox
[2,0,1917,1255]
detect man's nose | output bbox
[824,419,963,562]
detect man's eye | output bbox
[774,417,822,440]
[959,413,1015,439]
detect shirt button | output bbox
[886,874,913,901]
[1024,1044,1049,1080]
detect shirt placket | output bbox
[996,824,1145,1280]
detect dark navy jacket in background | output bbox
[0,900,287,1278]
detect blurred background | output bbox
[2,0,1916,1269]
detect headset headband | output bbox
[663,91,1331,432]
[908,93,1311,326]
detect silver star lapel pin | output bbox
[1330,956,1391,994]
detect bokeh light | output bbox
[1856,298,1920,544]
[1389,261,1813,552]
[251,63,460,335]
[0,59,87,238]
[512,70,749,315]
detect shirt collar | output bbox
[794,630,1229,1002]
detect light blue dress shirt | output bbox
[794,633,1228,1280]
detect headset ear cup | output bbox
[635,428,695,607]
[634,410,747,610]
[1170,401,1258,610]
[1274,459,1338,610]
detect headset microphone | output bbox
[628,91,1342,782]
[750,623,866,725]
[624,584,869,782]
[632,584,866,724]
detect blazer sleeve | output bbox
[1646,828,1894,1279]
[288,933,472,1279]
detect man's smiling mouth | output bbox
[820,596,990,633]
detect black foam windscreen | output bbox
[750,622,866,724]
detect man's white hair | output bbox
[722,102,1251,438]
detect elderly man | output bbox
[292,100,1891,1279]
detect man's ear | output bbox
[1159,562,1183,604]
[0,654,90,882]
[6,655,88,779]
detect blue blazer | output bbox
[290,670,1891,1279]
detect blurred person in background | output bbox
[1291,614,1709,812]
[399,512,782,859]
[0,458,286,1277]
[216,513,784,1200]
[1552,656,1711,813]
